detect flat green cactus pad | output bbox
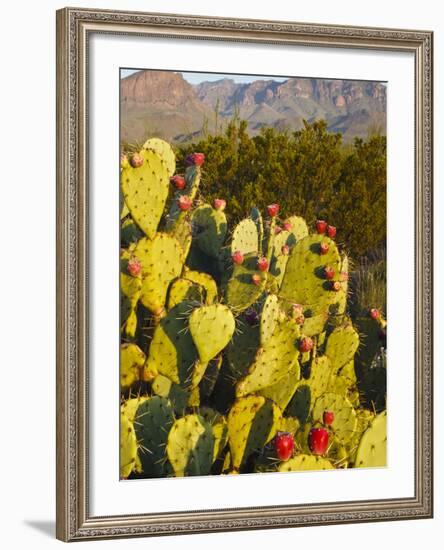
[121,396,148,423]
[121,149,170,239]
[121,217,144,246]
[260,294,282,345]
[270,230,294,287]
[279,234,341,315]
[278,454,334,472]
[145,302,199,387]
[227,395,282,470]
[226,254,267,313]
[134,233,184,314]
[355,411,387,468]
[199,407,228,461]
[189,304,236,363]
[236,318,300,396]
[258,361,301,410]
[301,311,328,337]
[120,412,140,478]
[231,218,259,255]
[120,343,145,391]
[134,397,175,478]
[325,324,360,373]
[142,137,176,177]
[192,204,227,259]
[312,392,358,444]
[167,414,215,476]
[199,355,223,399]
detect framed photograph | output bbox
[56,7,433,542]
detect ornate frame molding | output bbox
[56,7,433,542]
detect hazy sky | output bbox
[120,69,287,85]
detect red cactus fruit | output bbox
[267,203,280,217]
[316,220,328,234]
[324,266,335,280]
[369,308,381,320]
[213,198,226,211]
[186,152,205,166]
[308,428,329,456]
[274,432,295,462]
[127,257,142,277]
[281,244,290,256]
[299,336,313,353]
[170,175,186,190]
[231,250,244,265]
[257,257,269,272]
[327,225,337,238]
[177,195,192,211]
[323,410,335,426]
[320,242,329,255]
[130,153,143,168]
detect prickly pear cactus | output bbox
[119,137,387,479]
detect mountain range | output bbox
[120,70,386,145]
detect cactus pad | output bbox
[312,392,358,444]
[184,269,218,304]
[120,412,140,478]
[260,294,282,345]
[167,414,215,476]
[192,204,227,259]
[227,395,282,470]
[231,218,259,255]
[236,318,300,396]
[167,278,203,310]
[325,324,360,373]
[355,411,387,468]
[226,254,266,312]
[284,215,309,242]
[134,396,175,478]
[279,234,341,315]
[120,343,145,392]
[152,374,190,415]
[227,317,260,379]
[142,137,176,177]
[134,234,184,314]
[121,149,170,239]
[120,251,142,338]
[189,304,236,363]
[199,407,228,461]
[278,454,334,472]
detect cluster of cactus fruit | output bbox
[120,138,387,479]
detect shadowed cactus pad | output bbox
[121,149,170,239]
[192,204,227,259]
[325,324,360,373]
[167,414,215,476]
[189,304,235,363]
[134,397,175,478]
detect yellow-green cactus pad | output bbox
[120,412,140,478]
[231,218,259,255]
[121,149,170,239]
[167,414,215,476]
[260,294,282,346]
[134,233,184,314]
[184,269,218,304]
[167,278,204,310]
[226,254,267,313]
[192,204,227,259]
[142,137,176,177]
[355,411,387,468]
[227,395,282,470]
[120,251,142,338]
[325,324,360,373]
[278,454,334,472]
[312,392,358,444]
[199,407,228,461]
[236,318,300,396]
[189,304,235,363]
[152,374,190,415]
[279,234,341,315]
[120,343,145,391]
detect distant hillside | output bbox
[120,70,386,144]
